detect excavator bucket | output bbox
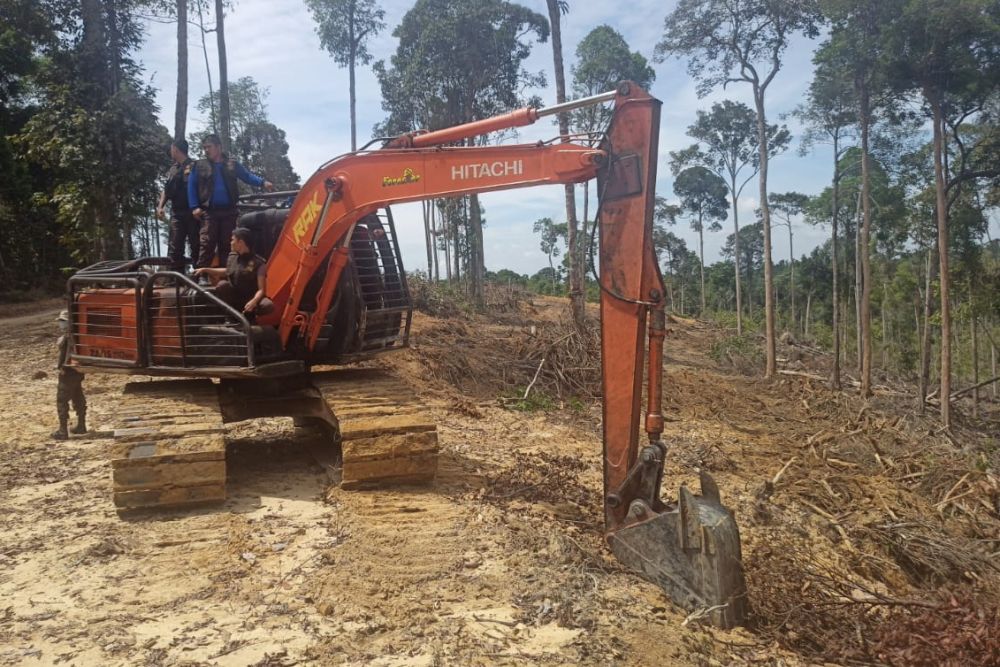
[607,471,746,628]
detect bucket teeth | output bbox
[699,469,722,504]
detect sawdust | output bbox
[2,296,999,665]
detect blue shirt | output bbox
[188,159,265,209]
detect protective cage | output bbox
[333,208,413,361]
[314,208,413,363]
[66,259,268,372]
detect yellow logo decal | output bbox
[382,168,421,187]
[292,192,322,245]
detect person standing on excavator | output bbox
[188,134,274,271]
[52,310,86,440]
[157,139,197,272]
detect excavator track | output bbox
[311,368,438,489]
[111,379,227,511]
[110,370,437,511]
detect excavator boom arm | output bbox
[262,82,746,627]
[260,142,604,339]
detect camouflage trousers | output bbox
[197,208,239,268]
[56,369,86,422]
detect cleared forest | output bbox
[2,294,998,666]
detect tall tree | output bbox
[673,166,728,313]
[819,0,902,397]
[769,192,810,332]
[375,0,549,305]
[887,0,1000,427]
[657,0,821,377]
[797,51,857,388]
[174,0,187,140]
[306,0,386,151]
[214,0,230,148]
[541,0,587,328]
[16,0,170,263]
[669,100,789,334]
[533,216,566,290]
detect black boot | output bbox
[71,413,87,435]
[52,418,69,440]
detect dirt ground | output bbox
[1,296,998,666]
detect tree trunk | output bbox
[469,193,485,305]
[452,201,460,283]
[545,0,583,327]
[859,88,873,397]
[830,135,841,389]
[431,201,439,281]
[969,281,979,418]
[442,203,452,282]
[348,5,357,151]
[196,1,218,135]
[215,0,231,149]
[699,216,706,313]
[422,200,433,277]
[881,279,888,369]
[754,90,776,378]
[788,222,795,334]
[931,101,951,428]
[174,0,188,140]
[730,175,743,335]
[805,290,812,338]
[854,188,863,374]
[992,337,997,400]
[918,246,936,414]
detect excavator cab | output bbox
[64,81,746,627]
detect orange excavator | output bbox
[65,82,746,627]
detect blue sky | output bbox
[138,0,842,276]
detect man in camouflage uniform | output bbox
[53,310,86,440]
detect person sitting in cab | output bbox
[193,227,273,316]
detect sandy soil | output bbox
[2,297,996,666]
[0,301,750,667]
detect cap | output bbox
[57,310,69,322]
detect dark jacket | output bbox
[164,158,194,212]
[194,156,239,210]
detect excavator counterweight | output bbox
[65,81,746,627]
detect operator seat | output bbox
[237,208,289,260]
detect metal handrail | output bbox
[143,271,256,369]
[67,273,146,367]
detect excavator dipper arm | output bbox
[593,85,747,629]
[258,82,746,627]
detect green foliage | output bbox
[673,166,728,234]
[655,0,821,97]
[502,389,556,412]
[373,0,548,136]
[571,25,655,133]
[708,333,765,374]
[669,100,786,192]
[191,77,299,189]
[532,216,566,291]
[305,0,385,69]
